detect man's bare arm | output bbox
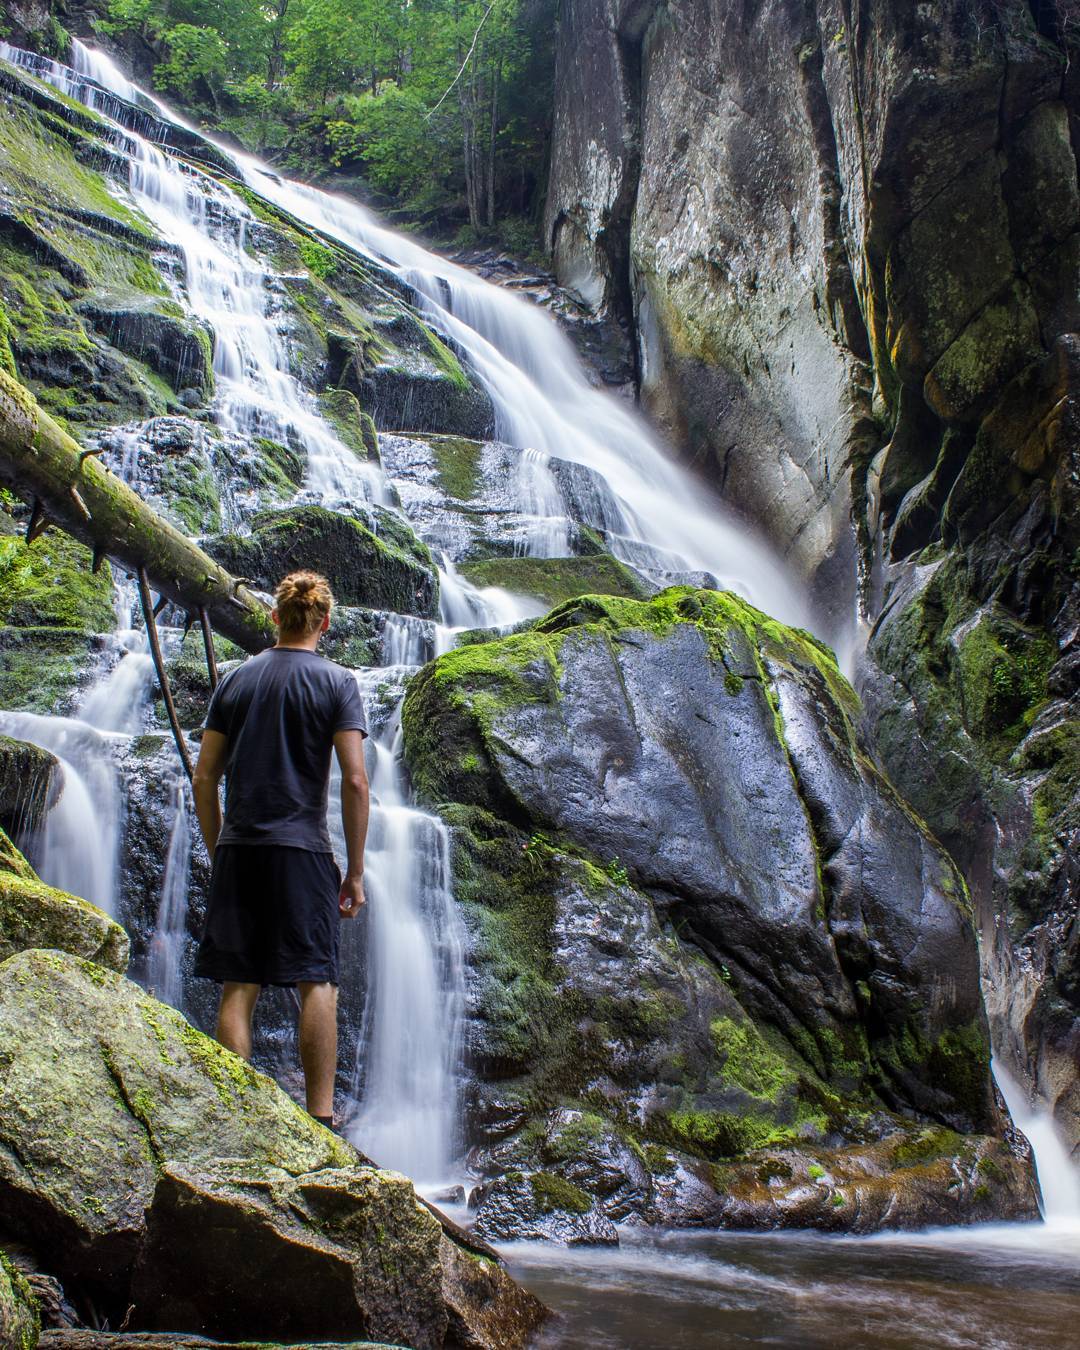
[334,729,369,918]
[192,729,229,860]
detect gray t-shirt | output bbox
[204,648,368,853]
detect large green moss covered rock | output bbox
[402,587,1030,1233]
[204,504,438,618]
[0,524,114,632]
[0,949,544,1345]
[0,825,128,970]
[0,1249,38,1350]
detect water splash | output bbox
[994,1059,1080,1226]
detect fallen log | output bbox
[0,369,273,654]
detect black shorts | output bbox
[194,844,342,987]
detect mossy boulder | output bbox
[404,588,1003,1185]
[0,1249,38,1350]
[344,316,495,440]
[0,519,112,711]
[131,1161,545,1346]
[318,388,379,462]
[79,299,214,400]
[0,949,544,1345]
[0,626,102,715]
[458,555,652,607]
[204,504,438,618]
[0,825,129,969]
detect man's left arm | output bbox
[192,730,229,860]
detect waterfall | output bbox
[0,36,819,1186]
[147,778,193,1010]
[994,1061,1080,1227]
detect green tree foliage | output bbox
[101,0,556,236]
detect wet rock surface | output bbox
[546,0,1080,1150]
[404,588,1033,1235]
[204,504,439,619]
[0,825,129,969]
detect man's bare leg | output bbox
[216,981,260,1060]
[298,981,338,1119]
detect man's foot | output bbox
[312,1112,336,1131]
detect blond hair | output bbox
[274,571,333,636]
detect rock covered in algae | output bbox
[0,826,128,971]
[0,1249,39,1350]
[403,587,1036,1236]
[131,1161,544,1347]
[0,949,545,1346]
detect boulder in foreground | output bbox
[0,949,544,1346]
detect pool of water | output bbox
[505,1220,1080,1348]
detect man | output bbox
[191,570,369,1129]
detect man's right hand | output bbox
[339,872,365,918]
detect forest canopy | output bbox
[97,0,557,239]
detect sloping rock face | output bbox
[546,0,1080,1150]
[0,823,129,969]
[0,948,545,1345]
[402,590,1037,1234]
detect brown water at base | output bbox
[507,1222,1080,1348]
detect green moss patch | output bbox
[0,523,113,630]
[529,1171,591,1215]
[460,555,652,607]
[424,434,484,501]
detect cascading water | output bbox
[0,571,161,911]
[994,1061,1080,1227]
[1,36,818,1186]
[147,777,193,1010]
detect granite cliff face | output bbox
[546,0,1080,1153]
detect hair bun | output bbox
[274,570,334,637]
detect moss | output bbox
[318,389,377,461]
[891,1125,966,1167]
[0,1249,40,1350]
[299,238,336,279]
[875,1018,991,1131]
[0,625,100,712]
[423,328,470,390]
[807,1163,826,1180]
[529,1171,592,1215]
[425,434,484,501]
[460,556,652,607]
[660,1108,796,1160]
[177,1019,259,1108]
[956,616,1055,753]
[0,523,114,630]
[0,97,152,240]
[710,1016,800,1102]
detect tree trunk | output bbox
[0,370,273,654]
[485,53,500,228]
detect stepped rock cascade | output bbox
[0,26,1057,1293]
[545,0,1080,1158]
[0,35,817,1189]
